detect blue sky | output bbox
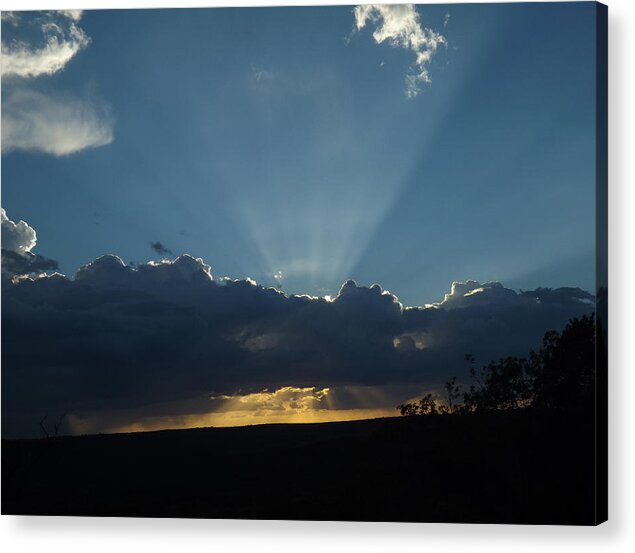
[1,3,598,306]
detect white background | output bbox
[1,0,633,551]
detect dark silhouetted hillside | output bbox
[3,409,599,524]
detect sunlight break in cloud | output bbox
[1,11,89,78]
[354,4,446,97]
[210,386,331,414]
[66,386,399,435]
[1,88,114,156]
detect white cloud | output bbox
[1,11,89,78]
[1,208,60,280]
[1,10,112,156]
[58,10,84,23]
[354,4,446,97]
[1,88,113,156]
[1,207,37,253]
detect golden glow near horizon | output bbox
[65,385,406,436]
[105,408,396,435]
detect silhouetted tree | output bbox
[529,314,595,411]
[398,315,597,416]
[462,356,532,413]
[444,377,462,414]
[398,393,441,416]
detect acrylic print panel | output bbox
[1,2,607,524]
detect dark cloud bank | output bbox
[2,246,594,436]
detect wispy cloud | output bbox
[1,11,89,78]
[0,11,20,26]
[353,4,446,98]
[58,10,84,23]
[1,10,113,156]
[1,88,114,156]
[251,63,273,84]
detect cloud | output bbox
[1,207,36,253]
[1,11,89,78]
[210,386,331,414]
[73,253,213,288]
[250,64,273,84]
[1,88,114,156]
[2,247,595,437]
[1,12,21,26]
[1,249,59,279]
[519,287,595,305]
[424,281,595,311]
[1,208,59,279]
[58,10,84,23]
[150,241,173,256]
[353,4,446,97]
[425,280,519,310]
[1,11,114,156]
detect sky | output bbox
[1,3,598,305]
[1,3,601,437]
